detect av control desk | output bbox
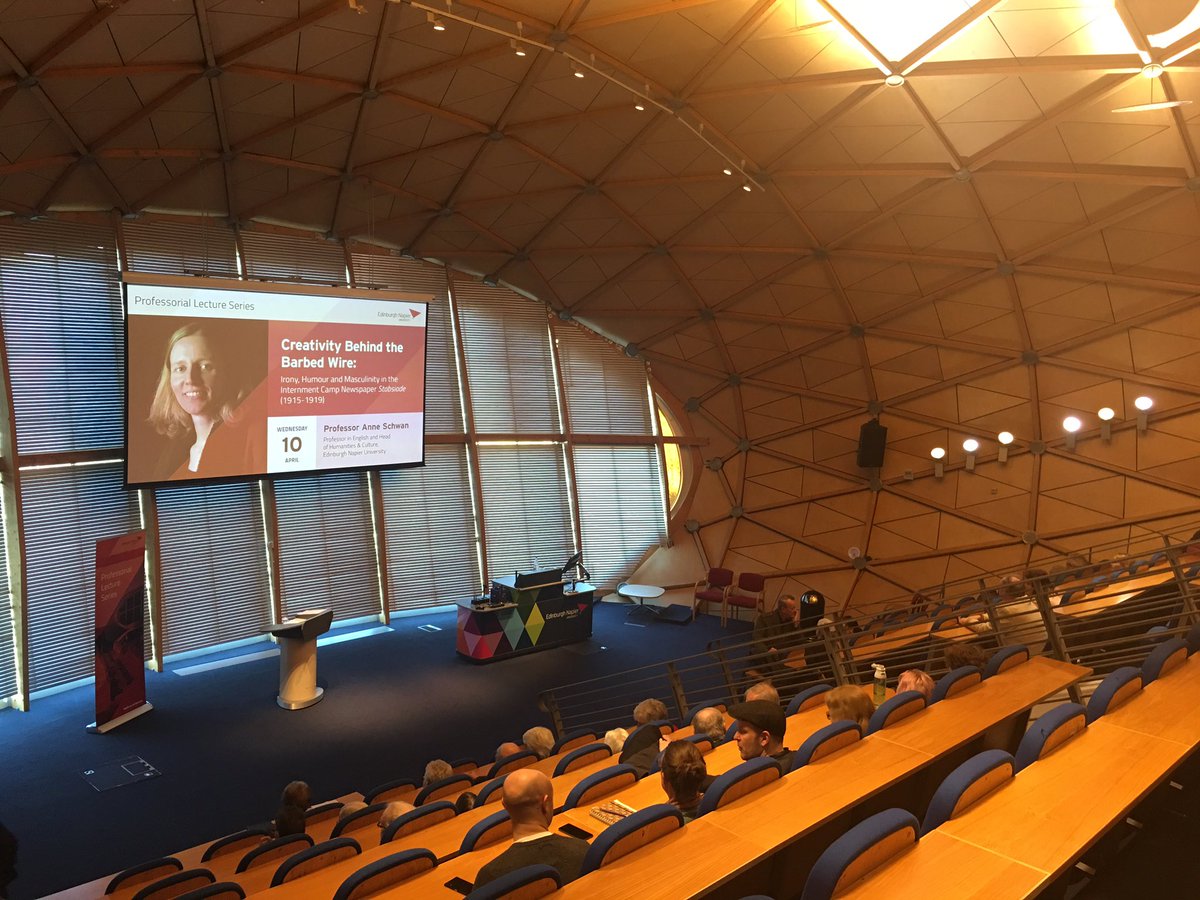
[456,574,595,663]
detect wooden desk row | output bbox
[839,653,1200,899]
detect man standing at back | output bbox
[473,769,588,889]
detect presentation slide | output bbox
[125,276,428,487]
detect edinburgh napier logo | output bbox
[543,607,582,621]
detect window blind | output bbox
[455,283,561,434]
[349,247,463,434]
[380,444,481,609]
[121,217,239,277]
[155,480,272,655]
[239,228,348,284]
[21,463,141,691]
[0,493,14,699]
[273,471,381,620]
[573,446,668,590]
[0,220,124,453]
[477,444,575,582]
[555,322,655,435]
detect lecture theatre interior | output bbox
[3,1,1200,898]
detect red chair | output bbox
[724,572,766,624]
[693,567,733,620]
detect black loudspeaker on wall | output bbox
[856,419,888,468]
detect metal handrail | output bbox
[540,530,1200,737]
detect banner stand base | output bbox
[87,701,154,734]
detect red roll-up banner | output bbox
[90,531,153,733]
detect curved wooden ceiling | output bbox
[4,0,1200,608]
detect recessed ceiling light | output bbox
[1134,396,1154,411]
[1063,416,1083,433]
[885,73,905,86]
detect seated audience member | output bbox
[280,780,311,811]
[745,681,780,704]
[692,707,726,744]
[496,741,523,763]
[944,642,987,671]
[473,770,588,889]
[378,801,415,830]
[456,792,478,814]
[603,727,628,755]
[748,595,800,680]
[423,759,453,786]
[960,574,1049,650]
[523,726,555,760]
[825,685,875,730]
[660,740,707,823]
[632,698,669,725]
[897,669,934,702]
[727,699,793,770]
[272,804,305,838]
[337,801,367,823]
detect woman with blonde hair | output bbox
[825,685,875,730]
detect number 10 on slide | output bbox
[269,417,317,472]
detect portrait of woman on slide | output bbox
[144,321,266,482]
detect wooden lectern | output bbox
[267,608,333,710]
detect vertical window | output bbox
[155,481,271,655]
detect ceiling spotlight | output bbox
[634,101,644,111]
[1135,396,1153,433]
[511,39,526,57]
[427,11,446,31]
[741,182,752,192]
[931,446,945,479]
[962,438,979,453]
[1142,63,1165,78]
[722,166,733,176]
[885,73,905,86]
[930,447,946,460]
[570,60,584,78]
[997,431,1014,445]
[1063,416,1082,433]
[1134,396,1154,411]
[1097,407,1115,420]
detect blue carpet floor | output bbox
[0,603,747,898]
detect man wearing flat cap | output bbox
[726,699,793,772]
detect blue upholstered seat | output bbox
[696,757,782,816]
[1187,621,1200,656]
[551,729,598,755]
[414,773,475,806]
[331,848,437,900]
[464,864,561,900]
[983,644,1029,678]
[200,827,271,863]
[330,802,387,838]
[683,734,715,754]
[1014,702,1086,772]
[270,837,361,887]
[380,801,456,843]
[458,809,512,853]
[486,751,538,780]
[1085,666,1143,724]
[131,869,215,900]
[786,684,833,716]
[362,778,418,805]
[106,857,183,894]
[303,801,344,824]
[579,804,684,876]
[866,690,926,735]
[553,741,612,776]
[800,808,920,900]
[173,882,245,900]
[1142,636,1188,684]
[725,720,738,741]
[235,834,313,873]
[475,774,508,806]
[930,665,982,704]
[921,750,1015,835]
[561,764,639,811]
[790,721,861,772]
